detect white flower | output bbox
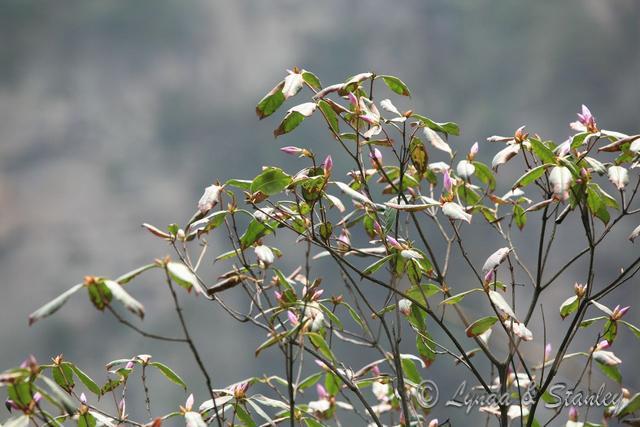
[608,165,629,190]
[198,184,223,213]
[549,166,573,199]
[593,350,621,366]
[442,202,472,223]
[456,160,476,179]
[482,247,511,274]
[424,127,452,157]
[254,245,275,265]
[492,144,521,170]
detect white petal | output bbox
[549,166,573,197]
[482,247,511,273]
[456,160,476,179]
[423,127,452,156]
[282,72,304,99]
[629,224,640,243]
[491,144,521,170]
[442,202,472,223]
[428,162,451,173]
[489,290,516,319]
[254,245,275,265]
[608,165,629,190]
[288,102,317,117]
[380,99,401,116]
[198,184,223,214]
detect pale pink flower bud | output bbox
[280,146,304,156]
[33,392,42,404]
[369,148,383,168]
[386,236,403,250]
[184,394,194,411]
[470,142,479,159]
[347,92,358,107]
[428,419,439,427]
[609,304,630,321]
[337,229,351,250]
[568,406,578,421]
[544,343,552,362]
[398,299,412,316]
[484,269,495,285]
[317,384,328,399]
[125,360,135,370]
[311,289,324,301]
[443,170,453,193]
[371,364,381,376]
[373,221,383,236]
[80,393,87,404]
[323,155,333,176]
[287,311,299,326]
[274,291,283,303]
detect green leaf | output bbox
[301,70,321,90]
[29,284,84,326]
[256,81,285,119]
[513,204,526,230]
[317,99,339,133]
[472,161,496,190]
[250,167,292,196]
[379,75,411,96]
[225,179,253,190]
[78,412,97,427]
[307,332,335,362]
[529,138,556,164]
[69,364,101,395]
[560,295,579,319]
[465,316,498,337]
[596,361,621,383]
[324,372,340,396]
[303,419,325,427]
[274,102,317,137]
[255,329,295,357]
[580,316,607,328]
[239,218,276,249]
[617,392,640,417]
[587,184,611,224]
[342,302,366,329]
[406,284,441,306]
[363,255,393,275]
[412,114,460,136]
[416,333,436,367]
[40,376,76,414]
[401,357,421,384]
[102,280,144,319]
[166,262,205,295]
[513,164,550,188]
[621,320,640,339]
[298,372,323,391]
[441,288,482,305]
[87,280,112,311]
[115,264,157,285]
[149,362,187,389]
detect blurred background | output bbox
[1,0,639,425]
